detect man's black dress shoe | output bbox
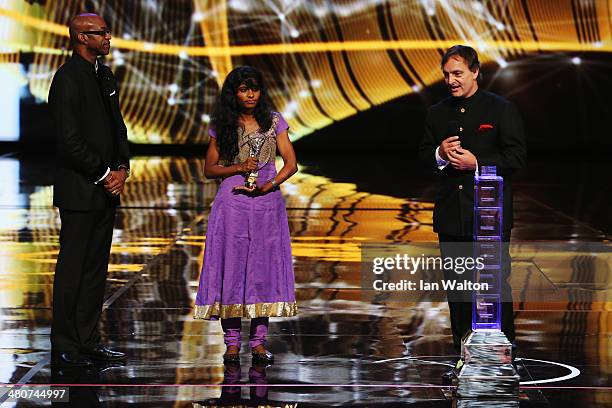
[80,346,126,361]
[441,359,463,384]
[53,352,94,367]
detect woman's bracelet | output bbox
[269,179,278,187]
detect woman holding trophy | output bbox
[194,66,298,364]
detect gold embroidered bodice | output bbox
[223,114,279,167]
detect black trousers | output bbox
[438,232,515,352]
[51,208,116,354]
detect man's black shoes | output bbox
[441,359,464,384]
[80,346,126,362]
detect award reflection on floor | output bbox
[51,361,125,407]
[193,362,297,408]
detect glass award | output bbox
[472,165,503,331]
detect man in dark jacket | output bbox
[49,13,129,367]
[419,45,526,381]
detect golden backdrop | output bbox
[1,0,609,143]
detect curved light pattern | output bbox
[284,172,436,244]
[0,156,435,310]
[1,0,610,143]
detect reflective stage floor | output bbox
[0,155,609,407]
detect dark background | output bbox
[294,52,612,155]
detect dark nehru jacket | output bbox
[48,53,130,211]
[419,89,527,236]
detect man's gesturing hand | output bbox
[439,136,461,161]
[448,147,477,171]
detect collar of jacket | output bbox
[451,87,483,109]
[72,52,97,75]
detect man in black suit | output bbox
[419,45,526,380]
[49,13,129,367]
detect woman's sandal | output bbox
[223,346,240,363]
[251,346,274,364]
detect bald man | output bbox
[49,13,129,367]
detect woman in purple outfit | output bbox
[194,66,298,364]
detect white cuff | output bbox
[435,146,449,170]
[94,167,110,184]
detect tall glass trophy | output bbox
[456,166,519,402]
[244,136,266,189]
[472,165,503,331]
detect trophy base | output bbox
[456,331,519,399]
[457,363,519,398]
[462,331,513,364]
[245,171,259,189]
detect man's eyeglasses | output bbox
[81,29,111,37]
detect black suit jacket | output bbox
[419,89,526,236]
[49,53,130,211]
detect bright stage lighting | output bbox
[1,1,609,144]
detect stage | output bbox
[0,154,609,407]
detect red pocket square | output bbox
[478,124,494,132]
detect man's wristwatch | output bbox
[118,165,130,178]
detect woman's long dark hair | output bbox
[211,66,274,162]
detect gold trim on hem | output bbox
[193,301,298,320]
